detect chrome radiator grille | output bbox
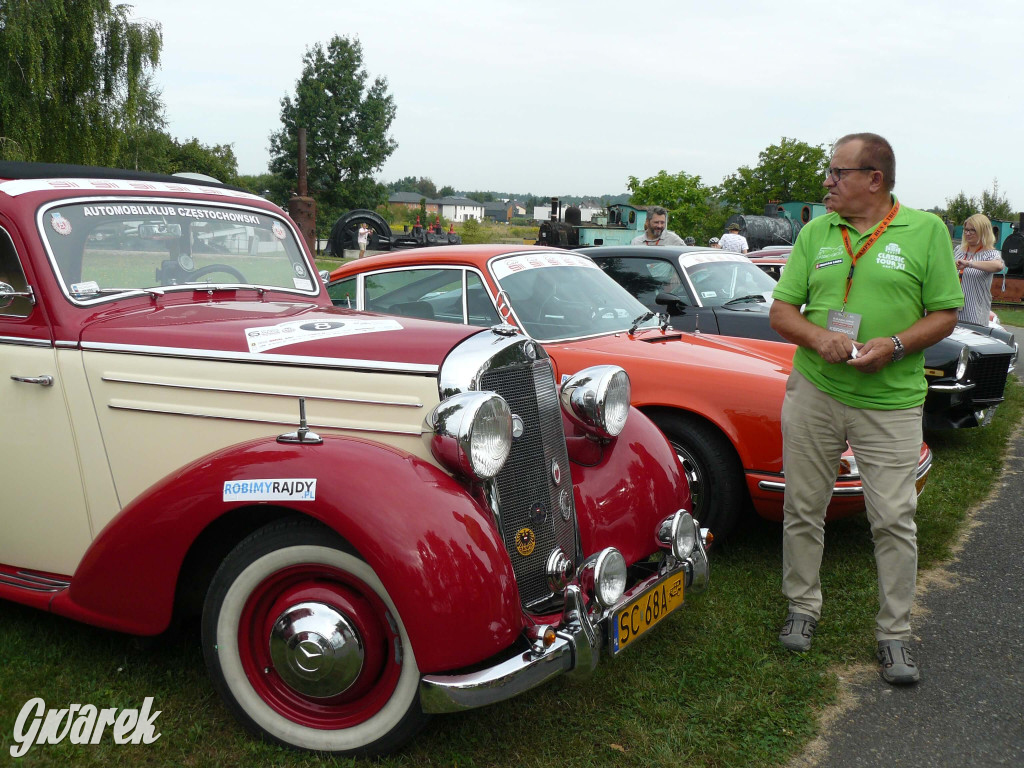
[481,357,578,609]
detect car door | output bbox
[0,225,94,575]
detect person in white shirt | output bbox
[719,223,749,253]
[357,223,372,258]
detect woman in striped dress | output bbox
[954,213,1004,325]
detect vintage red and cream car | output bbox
[328,246,932,538]
[0,163,710,756]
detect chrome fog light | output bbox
[671,511,697,560]
[956,345,969,381]
[560,365,630,439]
[593,548,627,609]
[429,392,513,480]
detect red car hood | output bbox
[551,328,795,376]
[76,300,480,368]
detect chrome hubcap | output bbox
[674,443,706,517]
[269,602,364,698]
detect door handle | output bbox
[10,375,54,386]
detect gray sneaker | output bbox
[877,639,920,684]
[779,612,817,651]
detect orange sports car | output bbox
[327,245,931,537]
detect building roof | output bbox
[388,191,433,204]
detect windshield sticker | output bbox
[224,479,316,502]
[244,317,403,353]
[293,278,313,291]
[49,212,73,236]
[70,281,100,295]
[491,252,599,280]
[293,263,307,278]
[680,252,745,267]
[272,222,286,240]
[701,291,718,298]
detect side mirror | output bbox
[655,290,688,311]
[0,281,34,309]
[319,270,330,284]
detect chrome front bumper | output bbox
[419,512,710,714]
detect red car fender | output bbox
[56,436,522,673]
[569,407,690,562]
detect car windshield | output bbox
[491,252,659,341]
[682,256,777,307]
[39,199,318,304]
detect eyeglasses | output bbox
[824,167,875,183]
[963,227,977,234]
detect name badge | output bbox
[827,309,861,340]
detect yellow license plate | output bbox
[612,572,685,653]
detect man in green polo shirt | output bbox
[769,133,963,685]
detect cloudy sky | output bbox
[125,0,1022,213]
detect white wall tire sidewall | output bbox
[214,544,420,753]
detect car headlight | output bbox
[559,365,630,439]
[670,511,697,560]
[956,345,969,381]
[593,548,627,608]
[429,392,513,480]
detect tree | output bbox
[627,170,718,243]
[0,0,162,165]
[438,185,456,197]
[718,137,829,215]
[388,176,437,197]
[269,35,396,233]
[945,180,1015,225]
[944,191,976,227]
[980,179,1014,222]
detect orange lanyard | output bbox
[838,200,900,308]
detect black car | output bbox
[585,245,1018,430]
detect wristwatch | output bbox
[890,335,905,362]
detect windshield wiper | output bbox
[723,293,767,306]
[72,287,165,299]
[629,310,656,334]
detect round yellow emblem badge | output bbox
[515,527,536,557]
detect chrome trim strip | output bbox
[105,403,426,436]
[0,571,71,592]
[0,336,53,348]
[928,381,975,392]
[81,341,439,374]
[100,376,424,409]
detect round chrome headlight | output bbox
[429,392,513,480]
[671,511,697,560]
[955,345,969,381]
[594,548,627,608]
[560,365,631,439]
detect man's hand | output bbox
[846,337,893,373]
[812,330,859,364]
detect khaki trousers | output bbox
[781,370,923,641]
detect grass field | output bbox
[1,378,1020,767]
